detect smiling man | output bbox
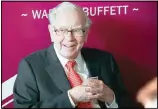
[13,2,134,108]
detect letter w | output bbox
[32,10,42,19]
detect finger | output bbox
[85,87,92,92]
[86,79,100,88]
[87,78,98,82]
[98,82,113,93]
[89,93,102,100]
[85,92,94,101]
[82,79,97,86]
[85,87,101,94]
[79,92,92,101]
[92,80,106,89]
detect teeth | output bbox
[64,45,74,47]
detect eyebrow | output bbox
[72,25,83,29]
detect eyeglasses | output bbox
[53,28,86,36]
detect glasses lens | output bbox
[73,29,84,36]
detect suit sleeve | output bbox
[110,55,135,107]
[13,59,73,108]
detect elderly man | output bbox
[13,2,133,108]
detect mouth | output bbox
[63,44,76,48]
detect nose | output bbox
[64,32,74,41]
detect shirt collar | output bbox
[54,44,83,68]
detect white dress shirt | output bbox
[54,44,118,108]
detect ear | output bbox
[48,24,54,42]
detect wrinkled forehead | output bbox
[54,9,86,29]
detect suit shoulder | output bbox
[82,47,113,57]
[22,48,48,62]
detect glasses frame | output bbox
[53,27,86,37]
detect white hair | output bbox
[48,2,92,28]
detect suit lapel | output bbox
[45,44,71,92]
[81,48,100,78]
[81,48,106,108]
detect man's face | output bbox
[49,9,89,59]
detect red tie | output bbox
[66,60,93,108]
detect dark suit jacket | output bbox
[13,44,134,108]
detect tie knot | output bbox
[66,60,76,69]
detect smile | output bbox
[63,44,75,48]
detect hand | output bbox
[137,77,157,106]
[84,78,114,104]
[69,85,94,104]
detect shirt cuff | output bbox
[67,90,76,108]
[105,94,118,108]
